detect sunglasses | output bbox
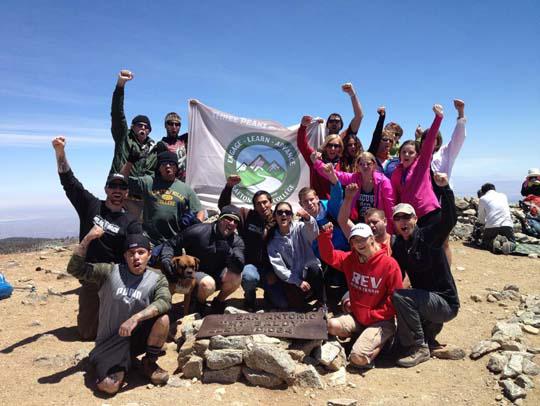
[327,143,342,149]
[166,121,181,127]
[107,183,128,190]
[276,209,293,216]
[393,213,413,221]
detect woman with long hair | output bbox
[313,151,395,233]
[297,115,344,200]
[340,133,363,173]
[266,202,323,310]
[391,104,444,226]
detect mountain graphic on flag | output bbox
[237,154,286,187]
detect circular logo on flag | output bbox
[224,133,301,203]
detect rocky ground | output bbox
[0,242,539,406]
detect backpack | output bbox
[0,273,13,300]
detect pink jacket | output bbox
[314,160,395,233]
[391,114,443,219]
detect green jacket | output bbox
[109,86,157,177]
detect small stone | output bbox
[167,375,191,388]
[224,306,248,314]
[193,339,210,355]
[503,284,519,292]
[203,366,242,384]
[147,383,154,389]
[487,294,498,303]
[456,266,466,272]
[242,366,284,388]
[527,346,540,354]
[522,359,540,376]
[431,345,466,360]
[470,294,482,303]
[39,256,48,260]
[244,343,296,382]
[499,341,527,352]
[327,399,357,406]
[210,335,248,350]
[288,349,306,361]
[326,367,347,387]
[491,322,523,340]
[522,325,539,335]
[182,355,203,379]
[318,342,342,366]
[487,353,508,373]
[205,349,243,370]
[347,382,357,388]
[499,379,527,401]
[515,374,535,389]
[288,339,322,358]
[495,394,503,401]
[177,338,196,369]
[29,320,42,327]
[294,364,325,389]
[470,340,501,359]
[327,347,347,371]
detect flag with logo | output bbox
[187,100,324,209]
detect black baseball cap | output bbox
[106,173,128,186]
[123,234,151,252]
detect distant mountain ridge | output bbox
[0,237,76,254]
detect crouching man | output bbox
[391,173,459,367]
[160,205,245,315]
[67,226,171,395]
[318,223,402,368]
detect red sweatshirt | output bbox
[318,230,403,326]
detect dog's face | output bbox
[172,255,199,280]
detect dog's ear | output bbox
[194,257,200,271]
[172,257,183,272]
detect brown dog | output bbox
[164,255,200,316]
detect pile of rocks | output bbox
[470,285,540,403]
[174,309,347,389]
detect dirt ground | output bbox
[0,242,539,406]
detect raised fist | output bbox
[433,172,449,187]
[433,104,444,118]
[377,106,386,116]
[87,225,105,240]
[301,115,313,127]
[341,82,355,96]
[344,183,359,199]
[117,70,133,86]
[453,99,465,118]
[226,175,242,187]
[51,136,66,151]
[296,207,310,221]
[321,222,334,233]
[310,151,322,164]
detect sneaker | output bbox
[141,356,169,386]
[97,371,124,394]
[492,240,502,254]
[396,345,431,368]
[501,241,515,255]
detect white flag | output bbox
[187,100,324,210]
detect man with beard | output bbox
[218,175,284,310]
[160,205,245,315]
[52,136,142,340]
[120,151,204,245]
[154,112,189,182]
[109,69,157,218]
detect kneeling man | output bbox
[67,227,171,395]
[318,223,402,367]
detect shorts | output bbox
[332,315,395,362]
[195,268,228,290]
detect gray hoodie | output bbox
[267,216,320,286]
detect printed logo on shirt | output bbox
[116,287,142,301]
[224,133,301,203]
[350,272,382,294]
[150,189,187,207]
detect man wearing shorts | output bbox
[318,223,402,367]
[67,228,171,395]
[160,205,245,314]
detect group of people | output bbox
[54,71,477,395]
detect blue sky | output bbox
[0,1,539,235]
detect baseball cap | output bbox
[106,173,128,186]
[349,223,373,240]
[131,115,152,131]
[392,203,416,217]
[527,168,540,178]
[157,151,179,166]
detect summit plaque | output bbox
[196,310,328,340]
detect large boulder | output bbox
[243,343,296,382]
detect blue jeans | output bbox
[242,264,287,309]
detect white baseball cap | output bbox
[349,223,373,240]
[527,168,540,178]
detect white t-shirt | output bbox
[478,190,513,229]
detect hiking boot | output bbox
[141,356,169,386]
[396,345,431,368]
[501,241,515,255]
[97,371,124,395]
[492,240,502,254]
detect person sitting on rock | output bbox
[477,183,516,254]
[160,205,245,315]
[521,168,540,198]
[217,175,285,311]
[391,173,460,368]
[52,136,142,341]
[318,222,402,368]
[67,227,171,395]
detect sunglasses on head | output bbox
[107,183,128,190]
[393,213,413,221]
[166,121,181,127]
[327,143,342,149]
[276,209,293,216]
